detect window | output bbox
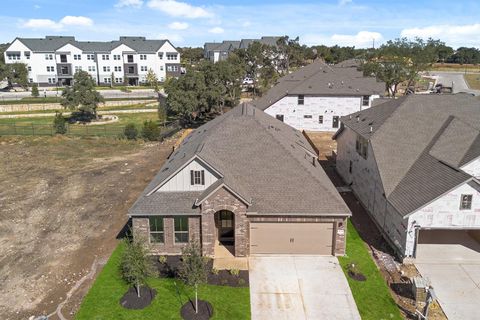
[28,78,33,83]
[276,114,284,122]
[60,54,67,63]
[45,54,53,60]
[61,66,68,75]
[113,54,121,60]
[190,170,205,185]
[158,52,163,59]
[140,66,148,72]
[103,66,111,72]
[127,66,135,74]
[115,77,123,83]
[103,78,111,83]
[220,211,233,228]
[355,134,368,159]
[27,66,32,71]
[87,54,95,60]
[47,78,55,84]
[46,66,55,72]
[114,66,122,72]
[460,194,473,210]
[75,66,82,72]
[160,66,164,71]
[102,54,109,60]
[127,55,134,63]
[88,66,96,72]
[304,114,312,119]
[167,53,178,60]
[298,95,304,105]
[362,95,370,106]
[140,54,147,60]
[7,53,20,60]
[174,217,189,243]
[332,115,339,128]
[25,52,30,59]
[149,216,164,243]
[318,115,323,124]
[167,65,179,72]
[73,54,81,60]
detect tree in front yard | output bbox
[146,69,159,92]
[120,236,157,298]
[61,71,104,120]
[53,112,67,134]
[178,241,209,314]
[31,83,39,97]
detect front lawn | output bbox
[338,220,403,320]
[76,243,250,320]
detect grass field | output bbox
[464,74,480,90]
[338,220,403,320]
[431,63,480,72]
[0,103,156,115]
[75,243,251,320]
[0,96,156,105]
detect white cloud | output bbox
[401,24,480,48]
[33,4,41,9]
[21,16,94,30]
[338,0,352,5]
[208,27,224,34]
[147,0,212,19]
[22,19,62,30]
[302,31,382,48]
[115,0,144,8]
[168,21,189,30]
[60,16,94,27]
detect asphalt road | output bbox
[0,88,158,101]
[429,71,480,96]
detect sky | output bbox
[1,0,479,49]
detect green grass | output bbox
[0,103,156,116]
[338,220,403,320]
[0,97,156,105]
[75,243,250,320]
[464,74,480,90]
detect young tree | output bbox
[146,69,159,92]
[120,236,157,298]
[31,83,39,97]
[178,241,209,314]
[53,112,67,134]
[110,72,114,88]
[2,63,29,89]
[61,70,104,119]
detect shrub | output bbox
[238,278,245,286]
[141,120,161,141]
[53,112,67,134]
[158,255,167,264]
[211,268,219,275]
[31,83,39,97]
[124,123,138,140]
[229,268,240,277]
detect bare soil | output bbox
[306,132,447,320]
[0,134,179,319]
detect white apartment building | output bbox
[4,36,181,86]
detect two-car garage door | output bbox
[250,222,334,255]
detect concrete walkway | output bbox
[249,256,360,320]
[0,108,157,119]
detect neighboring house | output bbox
[3,36,181,87]
[129,103,351,257]
[253,60,385,132]
[204,36,280,63]
[334,94,480,261]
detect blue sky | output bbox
[1,0,479,48]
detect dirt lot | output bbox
[306,132,447,320]
[0,134,179,319]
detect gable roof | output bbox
[129,103,350,216]
[253,60,385,111]
[13,36,172,53]
[339,94,480,216]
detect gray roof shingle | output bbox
[129,103,351,216]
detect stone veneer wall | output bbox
[248,215,348,256]
[201,187,249,257]
[132,216,200,255]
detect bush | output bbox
[124,123,138,140]
[141,120,161,141]
[31,83,39,97]
[229,268,240,277]
[53,113,67,134]
[158,255,167,264]
[68,111,95,123]
[211,268,219,275]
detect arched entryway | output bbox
[215,210,235,246]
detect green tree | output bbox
[178,241,209,314]
[61,71,104,119]
[31,83,39,97]
[276,36,305,73]
[0,63,29,88]
[53,112,67,134]
[141,120,161,141]
[146,69,159,92]
[120,236,157,298]
[179,47,204,66]
[124,123,138,140]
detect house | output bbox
[203,36,280,63]
[334,94,480,261]
[253,60,385,132]
[3,36,181,86]
[129,103,351,257]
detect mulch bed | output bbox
[119,286,156,310]
[153,256,249,287]
[348,270,367,281]
[180,299,214,320]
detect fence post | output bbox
[31,124,35,136]
[13,123,17,135]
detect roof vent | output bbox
[312,157,317,167]
[356,115,360,122]
[349,115,352,119]
[370,126,373,132]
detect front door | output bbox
[218,210,234,245]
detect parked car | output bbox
[242,77,254,85]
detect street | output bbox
[429,71,480,96]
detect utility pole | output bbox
[372,38,375,49]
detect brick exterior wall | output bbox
[201,187,249,257]
[132,216,201,255]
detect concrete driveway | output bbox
[430,71,480,96]
[249,256,360,320]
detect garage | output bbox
[415,229,480,263]
[250,222,334,255]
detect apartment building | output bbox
[204,36,280,63]
[4,36,181,86]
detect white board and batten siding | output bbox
[405,180,480,256]
[157,159,220,192]
[461,158,480,179]
[264,95,379,132]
